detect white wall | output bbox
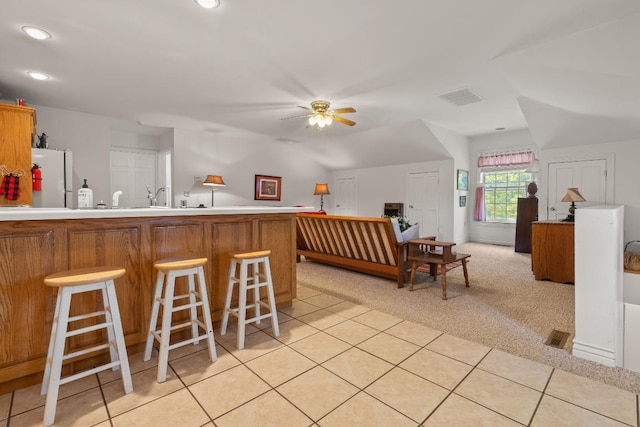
[172,129,330,208]
[469,129,640,246]
[31,105,114,207]
[25,104,332,209]
[540,139,640,243]
[428,123,471,244]
[332,159,456,242]
[468,129,539,245]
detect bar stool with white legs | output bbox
[41,266,133,427]
[221,249,280,350]
[144,256,217,383]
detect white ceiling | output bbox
[1,0,638,169]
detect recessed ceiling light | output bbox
[22,26,52,40]
[27,71,50,80]
[194,0,220,8]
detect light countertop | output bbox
[0,206,315,221]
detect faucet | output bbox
[111,190,123,208]
[146,185,166,206]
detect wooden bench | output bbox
[296,213,424,288]
[407,239,470,299]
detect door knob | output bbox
[550,207,556,211]
[409,205,414,208]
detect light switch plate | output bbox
[183,191,190,197]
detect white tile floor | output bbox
[1,285,638,426]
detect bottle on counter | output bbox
[77,179,93,208]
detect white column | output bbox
[573,204,624,367]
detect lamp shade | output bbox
[561,188,586,203]
[203,175,226,187]
[313,183,330,195]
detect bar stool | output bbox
[221,250,280,350]
[144,256,217,382]
[41,266,133,427]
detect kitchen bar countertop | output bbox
[0,205,314,221]
[0,206,305,393]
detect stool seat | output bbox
[221,249,279,350]
[154,257,208,271]
[42,266,132,427]
[44,266,126,287]
[144,256,217,382]
[229,250,271,259]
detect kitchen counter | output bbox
[0,207,309,393]
[0,205,313,221]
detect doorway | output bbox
[110,149,163,208]
[335,177,357,216]
[407,171,439,237]
[547,159,608,220]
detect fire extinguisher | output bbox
[31,164,42,192]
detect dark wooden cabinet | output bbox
[515,198,538,253]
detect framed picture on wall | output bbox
[254,175,282,201]
[457,169,469,191]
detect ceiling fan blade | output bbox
[297,105,312,111]
[332,107,356,114]
[333,115,356,126]
[281,113,313,120]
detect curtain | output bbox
[474,186,485,221]
[477,151,533,168]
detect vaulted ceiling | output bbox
[1,0,638,169]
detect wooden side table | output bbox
[407,239,471,300]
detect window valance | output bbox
[477,151,534,168]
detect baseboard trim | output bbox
[572,339,617,367]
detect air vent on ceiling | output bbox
[274,137,303,144]
[437,87,483,106]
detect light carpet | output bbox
[296,242,640,394]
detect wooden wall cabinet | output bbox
[515,197,538,253]
[531,221,574,283]
[0,104,36,206]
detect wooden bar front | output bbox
[0,212,297,393]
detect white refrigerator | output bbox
[31,148,73,208]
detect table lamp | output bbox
[203,175,225,206]
[313,183,330,213]
[561,187,586,222]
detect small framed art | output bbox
[459,195,467,207]
[254,175,282,201]
[457,169,469,191]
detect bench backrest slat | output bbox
[296,214,400,266]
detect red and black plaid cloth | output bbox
[2,175,20,200]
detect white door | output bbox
[407,172,439,237]
[110,150,158,208]
[335,177,357,216]
[548,159,607,220]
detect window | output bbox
[482,169,533,222]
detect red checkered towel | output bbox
[3,175,20,200]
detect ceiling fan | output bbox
[281,100,356,128]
